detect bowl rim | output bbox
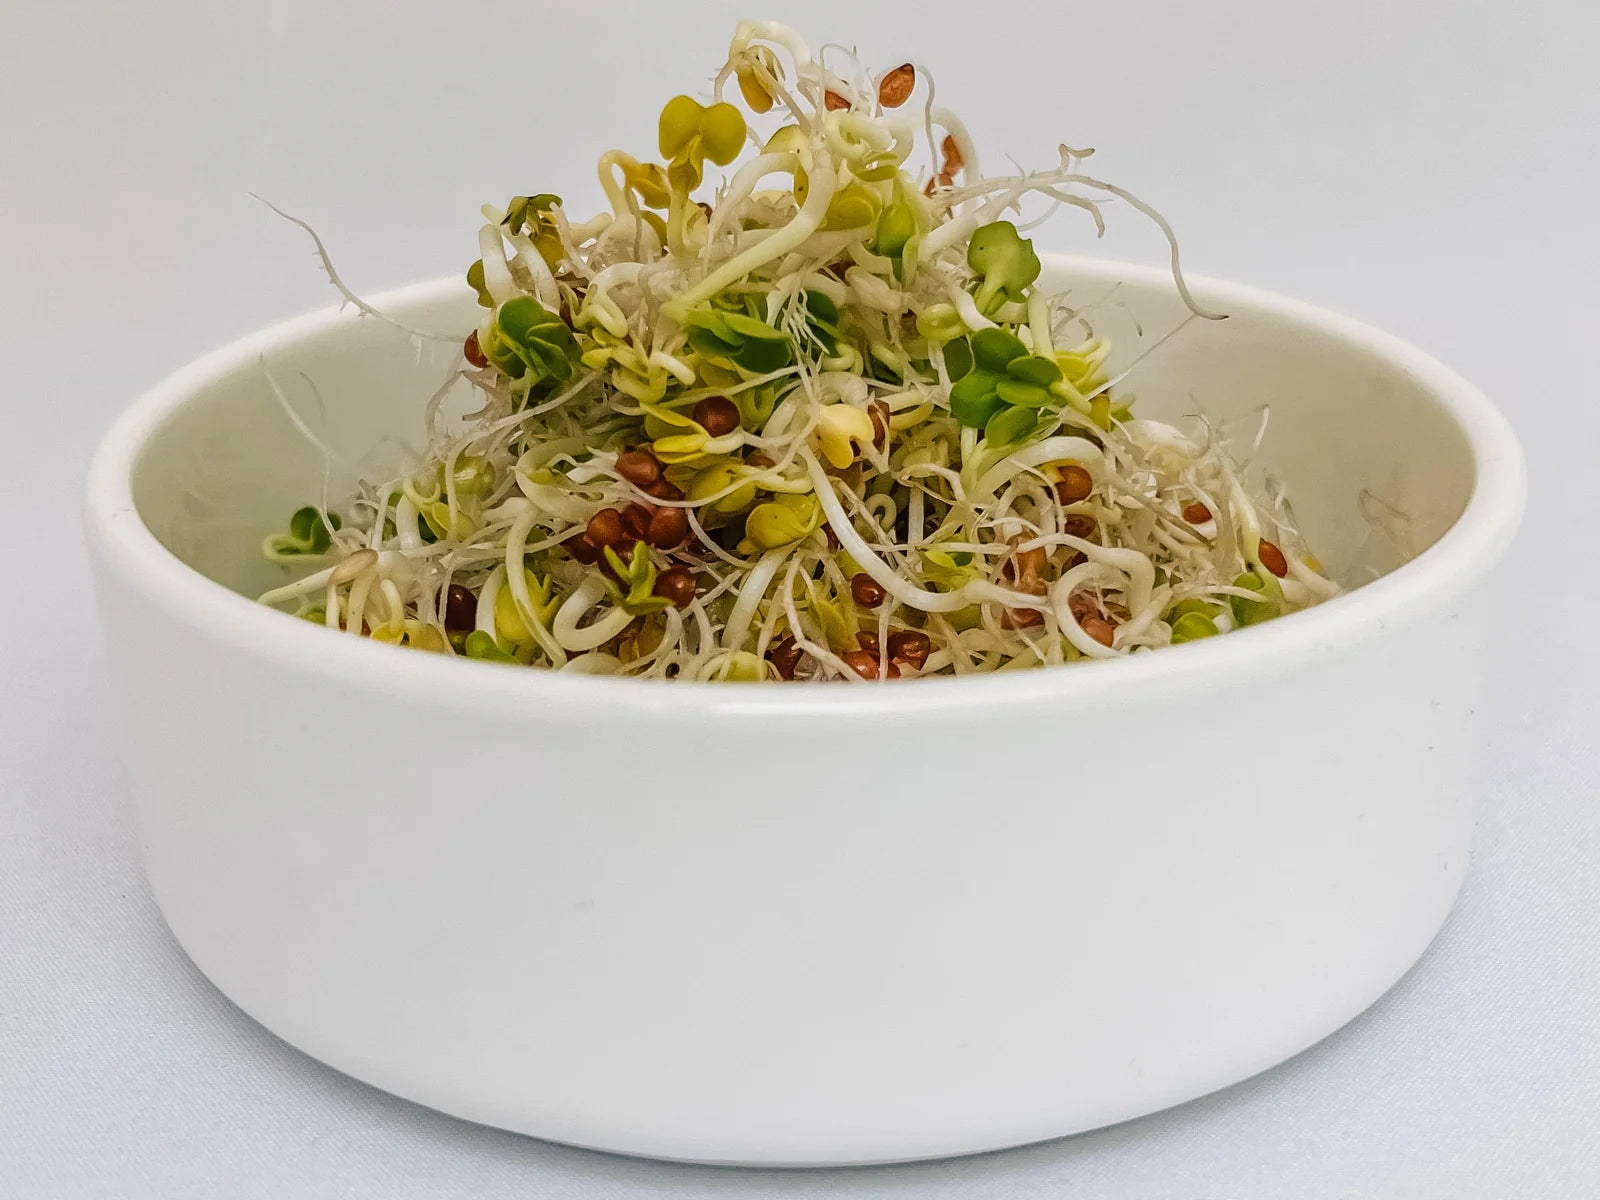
[84,255,1526,719]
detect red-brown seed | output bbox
[693,395,741,437]
[940,133,964,174]
[868,400,890,450]
[615,448,663,487]
[878,63,915,108]
[1067,589,1097,621]
[840,650,897,680]
[1001,607,1045,631]
[824,89,850,111]
[1055,464,1094,505]
[1062,515,1098,540]
[1182,501,1212,524]
[850,572,886,607]
[652,566,698,608]
[1081,616,1117,647]
[645,504,689,549]
[620,502,654,540]
[443,583,477,632]
[697,201,714,219]
[567,533,601,565]
[462,329,488,369]
[1007,545,1048,594]
[1258,538,1289,578]
[768,636,802,680]
[643,478,685,503]
[856,630,881,657]
[887,629,931,670]
[586,508,625,548]
[746,451,776,469]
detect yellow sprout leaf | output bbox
[623,161,671,209]
[494,569,557,645]
[659,96,747,191]
[763,124,808,155]
[735,45,782,113]
[689,461,759,514]
[699,104,746,163]
[823,181,882,231]
[743,492,821,551]
[815,403,877,469]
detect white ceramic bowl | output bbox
[85,257,1524,1166]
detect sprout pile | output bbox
[259,20,1339,681]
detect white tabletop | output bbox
[4,1,1597,1195]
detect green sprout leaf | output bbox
[946,331,1069,428]
[874,202,916,260]
[801,289,843,355]
[466,259,492,308]
[263,506,341,560]
[984,405,1038,447]
[1008,355,1063,386]
[970,327,1028,371]
[603,541,671,615]
[942,336,973,381]
[949,370,1006,428]
[967,220,1042,314]
[1170,611,1219,643]
[486,296,579,385]
[994,377,1052,408]
[502,193,563,235]
[498,194,566,271]
[1229,570,1282,627]
[683,307,794,373]
[463,630,518,663]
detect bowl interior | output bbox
[128,260,1478,602]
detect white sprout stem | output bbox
[504,509,568,666]
[1024,534,1155,617]
[930,106,979,184]
[730,20,813,71]
[1287,555,1340,599]
[804,449,1037,615]
[948,281,997,331]
[251,195,458,341]
[394,495,423,551]
[1028,292,1055,356]
[1049,563,1120,659]
[259,549,404,606]
[475,564,505,636]
[664,162,839,318]
[551,576,635,651]
[506,229,561,309]
[970,437,1104,499]
[562,652,624,675]
[722,548,788,653]
[1113,585,1172,648]
[710,152,800,246]
[477,225,520,306]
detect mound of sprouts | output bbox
[259,21,1337,681]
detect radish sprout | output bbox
[257,22,1336,681]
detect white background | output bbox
[4,1,1598,1195]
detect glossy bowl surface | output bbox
[85,257,1525,1165]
